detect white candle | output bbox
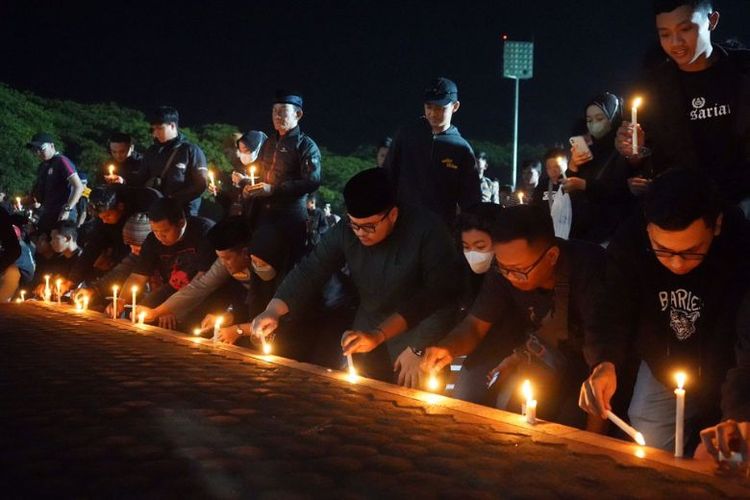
[521,379,532,416]
[674,372,686,458]
[526,399,538,425]
[606,410,646,446]
[131,286,138,323]
[20,290,26,302]
[138,312,146,326]
[213,316,223,342]
[346,353,358,383]
[631,97,642,156]
[55,279,62,305]
[44,275,51,303]
[249,166,257,186]
[112,285,119,320]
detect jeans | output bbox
[628,361,697,452]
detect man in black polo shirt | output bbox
[384,77,481,227]
[243,90,321,261]
[106,197,215,318]
[422,205,607,428]
[27,132,85,234]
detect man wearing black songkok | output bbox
[250,168,463,387]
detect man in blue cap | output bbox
[243,90,322,261]
[384,77,481,227]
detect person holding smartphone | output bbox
[562,93,634,245]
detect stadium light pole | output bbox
[502,39,534,190]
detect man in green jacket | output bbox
[250,168,462,387]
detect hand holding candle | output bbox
[675,372,687,458]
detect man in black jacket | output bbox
[616,0,750,211]
[384,77,481,227]
[580,168,750,453]
[104,132,146,186]
[243,90,321,261]
[133,107,208,216]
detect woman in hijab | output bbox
[561,92,634,245]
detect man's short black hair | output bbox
[51,220,78,241]
[148,197,185,225]
[490,205,555,248]
[207,216,251,251]
[644,168,722,230]
[108,132,133,144]
[149,106,180,126]
[653,0,712,15]
[456,202,503,236]
[88,185,120,213]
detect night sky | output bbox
[2,0,749,153]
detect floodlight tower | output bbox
[502,38,534,189]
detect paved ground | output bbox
[1,302,749,499]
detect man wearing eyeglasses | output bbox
[579,168,750,453]
[421,205,606,427]
[250,168,462,386]
[27,132,85,235]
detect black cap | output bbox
[423,77,458,105]
[26,132,55,149]
[236,130,268,154]
[343,168,395,218]
[274,90,303,109]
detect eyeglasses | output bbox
[648,247,707,261]
[496,243,554,282]
[346,209,391,234]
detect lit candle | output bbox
[108,164,115,177]
[20,290,26,302]
[346,353,358,383]
[44,275,51,302]
[631,97,642,156]
[557,156,567,180]
[213,316,223,342]
[521,380,536,424]
[674,372,686,458]
[16,197,22,211]
[606,410,646,446]
[138,311,146,326]
[131,285,138,323]
[208,171,217,193]
[427,373,440,392]
[193,328,202,337]
[82,295,89,311]
[112,285,119,320]
[518,191,525,205]
[74,297,83,312]
[55,279,62,305]
[261,334,272,355]
[249,166,257,186]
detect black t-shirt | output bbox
[35,154,77,211]
[470,239,606,352]
[134,216,215,290]
[37,248,83,282]
[678,56,739,186]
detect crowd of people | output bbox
[1,0,749,465]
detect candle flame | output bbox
[250,166,256,176]
[108,164,115,176]
[518,192,525,204]
[347,366,358,383]
[262,342,272,355]
[521,379,533,401]
[138,312,146,325]
[193,328,202,337]
[632,97,642,109]
[82,296,89,310]
[635,432,646,446]
[675,372,687,390]
[112,285,119,293]
[215,316,223,328]
[635,448,646,459]
[208,171,215,182]
[427,375,440,392]
[131,285,138,293]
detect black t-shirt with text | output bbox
[134,216,215,291]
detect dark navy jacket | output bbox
[384,117,481,227]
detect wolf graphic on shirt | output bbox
[659,289,703,341]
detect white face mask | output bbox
[252,262,277,281]
[231,269,252,282]
[587,120,612,140]
[463,250,494,274]
[238,152,254,166]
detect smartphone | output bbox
[569,136,592,157]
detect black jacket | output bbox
[637,45,750,203]
[384,117,481,227]
[255,126,321,214]
[137,134,208,215]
